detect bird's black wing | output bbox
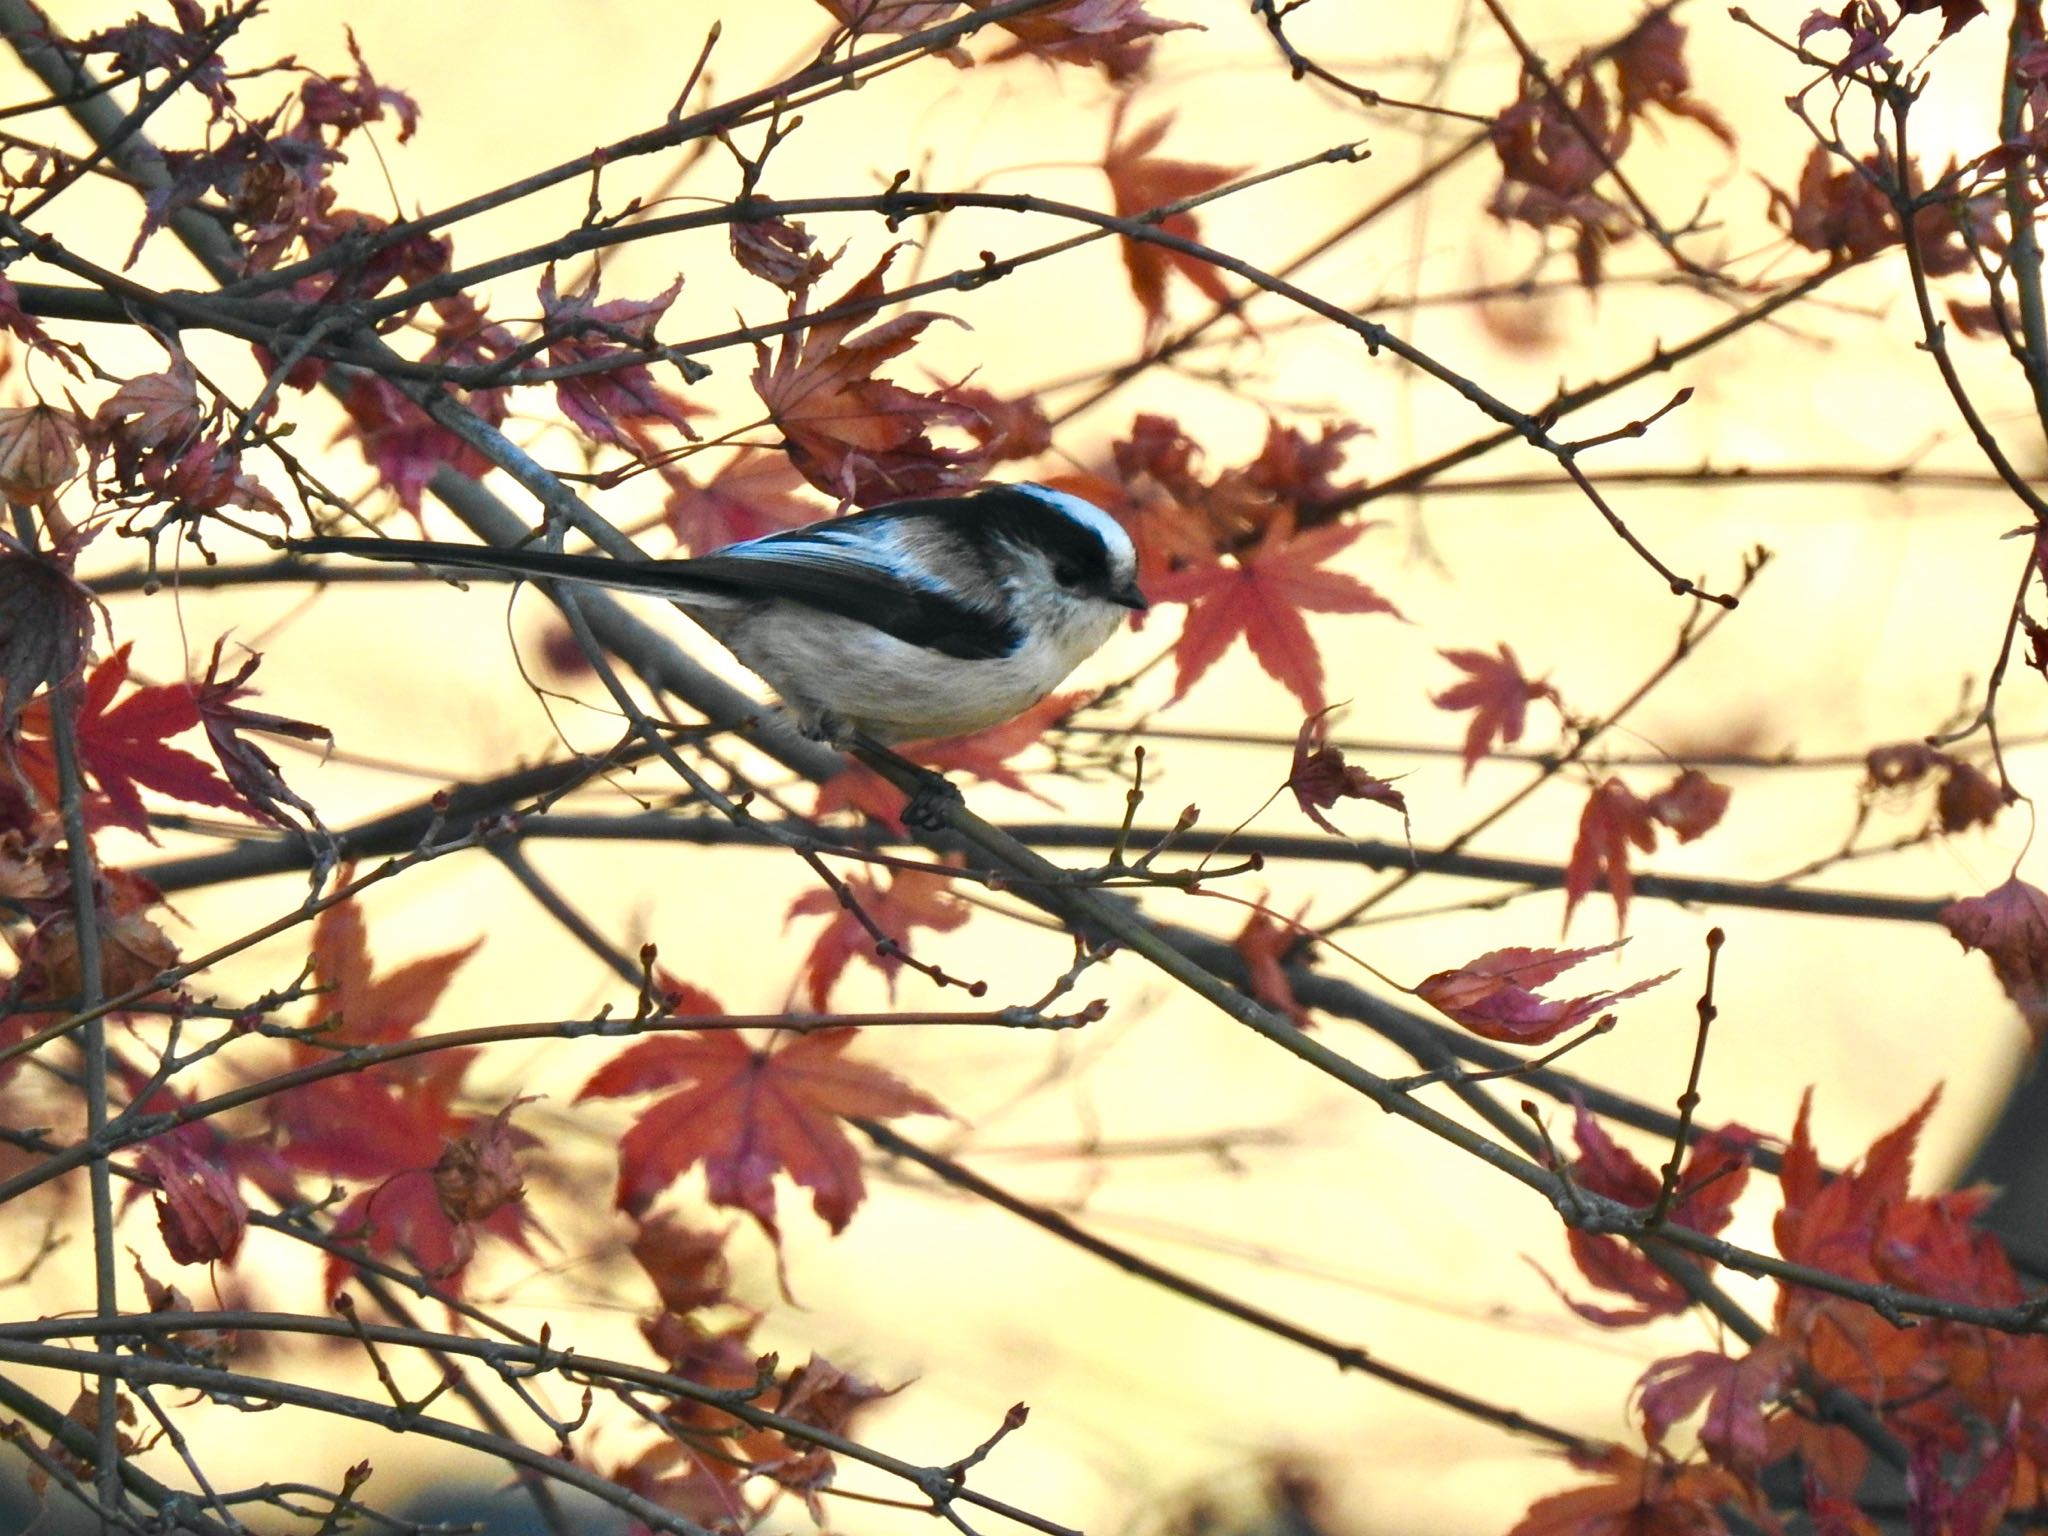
[678,515,1018,659]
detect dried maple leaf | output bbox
[1102,106,1245,332]
[137,436,284,523]
[577,1027,947,1234]
[731,209,833,294]
[1940,877,2048,1041]
[538,268,702,453]
[1643,769,1730,843]
[811,0,962,33]
[0,402,83,503]
[1432,644,1559,777]
[1289,705,1405,834]
[94,354,202,466]
[296,27,419,144]
[323,1112,539,1300]
[193,639,332,838]
[1564,770,1730,933]
[941,379,1054,463]
[752,245,985,504]
[1611,14,1734,142]
[1151,517,1400,714]
[788,864,971,1007]
[766,1354,901,1520]
[1899,0,1989,39]
[977,0,1194,76]
[1863,743,2008,834]
[1416,942,1671,1045]
[136,1136,248,1266]
[1489,74,1634,287]
[1768,144,1896,264]
[14,643,247,837]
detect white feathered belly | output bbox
[705,600,1117,743]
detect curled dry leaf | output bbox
[137,1136,248,1266]
[1288,705,1405,833]
[1415,940,1672,1045]
[731,210,832,295]
[1940,877,2048,1041]
[0,402,83,502]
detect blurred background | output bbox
[2,2,2043,1532]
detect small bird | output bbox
[292,481,1146,745]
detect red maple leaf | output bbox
[1150,517,1400,714]
[630,1215,734,1318]
[270,884,480,1172]
[980,0,1194,76]
[1233,904,1312,1028]
[1415,942,1671,1045]
[322,1101,538,1299]
[1542,1105,1754,1327]
[16,643,248,837]
[538,268,701,453]
[1774,1086,1940,1283]
[135,1136,248,1266]
[751,245,984,504]
[788,864,971,1008]
[1432,644,1560,777]
[1506,1444,1753,1536]
[1637,1339,1791,1477]
[577,1027,947,1234]
[1102,107,1245,332]
[1940,877,2048,1041]
[1289,705,1405,834]
[662,447,820,555]
[1564,770,1730,933]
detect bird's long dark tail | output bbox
[291,536,692,598]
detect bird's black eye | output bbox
[1052,560,1083,588]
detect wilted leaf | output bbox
[1940,877,2048,1041]
[1416,942,1670,1045]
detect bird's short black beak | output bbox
[1112,581,1149,612]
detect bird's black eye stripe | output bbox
[873,486,1115,591]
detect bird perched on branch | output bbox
[292,481,1146,746]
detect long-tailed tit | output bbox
[293,481,1147,745]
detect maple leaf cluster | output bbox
[1524,1092,2048,1536]
[1489,14,1732,287]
